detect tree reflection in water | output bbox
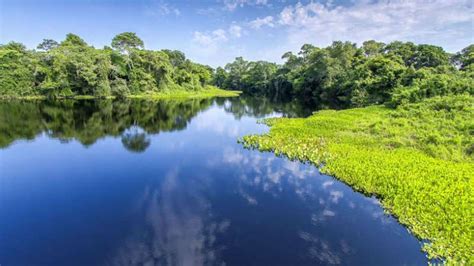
[0,98,213,151]
[121,127,151,153]
[0,96,315,151]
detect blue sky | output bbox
[1,0,472,67]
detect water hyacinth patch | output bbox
[242,95,474,264]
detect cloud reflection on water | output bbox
[107,168,229,266]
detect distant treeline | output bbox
[0,32,215,98]
[215,41,473,107]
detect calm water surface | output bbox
[0,97,427,265]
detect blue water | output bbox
[0,98,426,265]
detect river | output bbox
[0,97,427,265]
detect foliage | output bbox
[36,39,59,51]
[0,42,36,96]
[453,44,474,71]
[216,41,473,108]
[0,33,229,99]
[111,32,144,53]
[242,95,474,264]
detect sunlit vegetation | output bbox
[230,40,474,263]
[0,32,239,99]
[216,41,473,108]
[0,98,214,150]
[243,95,474,264]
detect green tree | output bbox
[0,43,36,96]
[224,57,250,91]
[352,55,406,104]
[61,33,88,47]
[362,40,385,57]
[411,44,450,69]
[213,67,228,88]
[162,49,186,68]
[453,44,474,71]
[37,39,59,51]
[111,32,144,53]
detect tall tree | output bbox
[61,33,88,47]
[362,40,385,57]
[37,39,59,51]
[111,32,144,53]
[453,44,474,71]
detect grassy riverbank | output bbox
[127,87,241,99]
[243,95,474,264]
[0,87,241,100]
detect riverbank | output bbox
[242,95,474,264]
[0,87,241,100]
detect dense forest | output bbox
[3,36,471,105]
[0,32,236,98]
[216,41,473,108]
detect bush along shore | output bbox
[242,95,474,264]
[0,32,240,100]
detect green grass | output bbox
[0,87,241,100]
[242,95,474,264]
[127,86,241,99]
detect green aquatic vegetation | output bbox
[242,95,474,264]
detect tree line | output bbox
[214,41,473,108]
[0,32,214,98]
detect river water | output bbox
[0,97,426,265]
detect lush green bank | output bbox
[126,87,241,99]
[0,86,240,100]
[243,95,474,264]
[0,32,234,99]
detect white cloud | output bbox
[212,29,228,41]
[159,3,180,16]
[249,16,275,29]
[145,1,180,17]
[192,25,244,47]
[190,24,245,64]
[189,0,472,66]
[277,0,473,52]
[192,29,228,46]
[223,0,269,11]
[229,25,242,38]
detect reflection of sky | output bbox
[107,168,229,265]
[0,99,426,265]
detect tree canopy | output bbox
[111,32,144,53]
[0,32,216,98]
[215,41,473,108]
